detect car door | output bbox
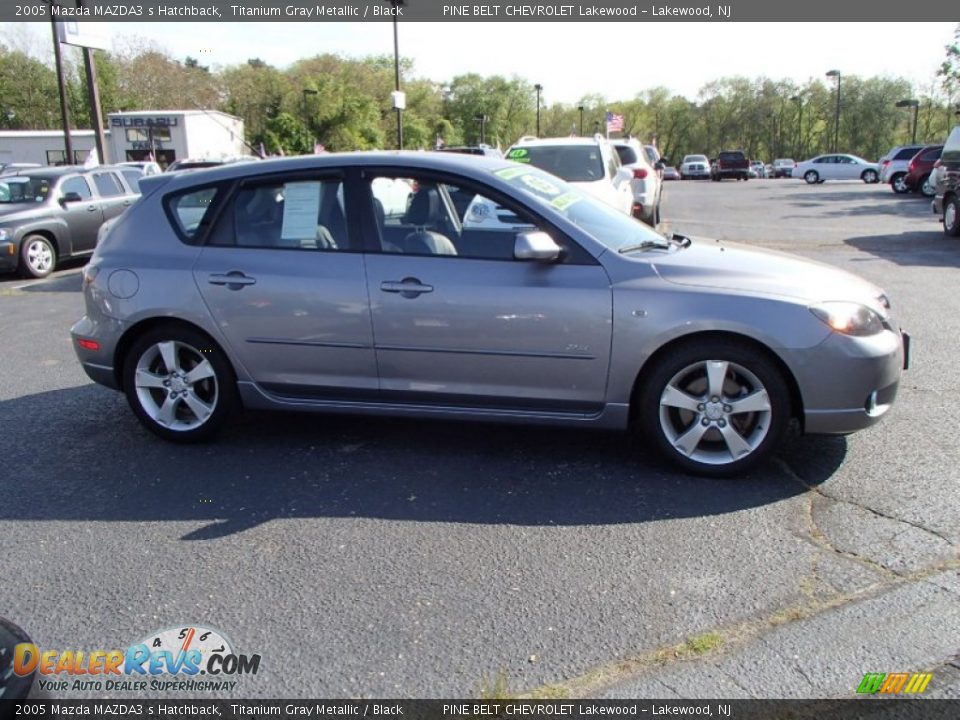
[837,156,859,179]
[56,175,104,254]
[190,172,378,398]
[90,170,136,220]
[360,169,613,413]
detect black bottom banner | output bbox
[2,700,959,720]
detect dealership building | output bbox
[0,110,247,168]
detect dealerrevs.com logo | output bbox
[14,625,261,693]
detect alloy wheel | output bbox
[134,340,219,431]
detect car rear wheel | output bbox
[637,339,790,477]
[19,234,56,279]
[123,326,238,442]
[804,170,819,184]
[890,172,909,193]
[945,196,960,238]
[862,169,879,184]
[919,174,936,198]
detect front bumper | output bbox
[799,328,908,435]
[0,242,18,272]
[933,196,944,216]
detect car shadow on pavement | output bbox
[781,195,934,219]
[17,272,83,293]
[844,231,960,268]
[0,385,845,540]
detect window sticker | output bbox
[520,174,561,196]
[493,166,530,180]
[550,192,580,211]
[506,148,531,163]
[280,182,321,240]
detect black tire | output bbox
[862,169,879,184]
[122,325,239,442]
[636,338,791,478]
[0,617,35,704]
[919,174,936,198]
[890,172,909,193]
[804,170,819,184]
[944,195,960,238]
[19,234,56,279]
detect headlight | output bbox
[810,302,884,337]
[0,228,10,242]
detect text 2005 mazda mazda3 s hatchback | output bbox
[71,152,909,477]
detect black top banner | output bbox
[2,699,960,720]
[3,0,958,22]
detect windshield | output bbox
[683,155,707,164]
[505,145,605,183]
[493,164,666,253]
[0,176,52,204]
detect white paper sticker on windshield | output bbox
[280,182,321,240]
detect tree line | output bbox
[1,29,958,164]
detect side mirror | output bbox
[61,192,83,204]
[514,231,561,262]
[655,160,665,170]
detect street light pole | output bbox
[390,0,404,150]
[826,70,841,153]
[49,14,74,164]
[578,105,584,137]
[534,83,543,137]
[475,114,487,145]
[790,95,803,158]
[896,99,919,144]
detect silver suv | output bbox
[879,144,926,190]
[71,153,907,477]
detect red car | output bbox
[902,145,942,197]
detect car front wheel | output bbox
[20,234,57,279]
[945,196,960,238]
[919,174,935,198]
[638,339,790,477]
[804,170,819,184]
[123,326,238,442]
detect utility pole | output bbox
[49,13,73,164]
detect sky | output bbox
[2,21,956,104]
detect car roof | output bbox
[6,165,84,178]
[513,136,608,147]
[142,151,515,193]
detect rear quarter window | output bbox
[165,185,222,243]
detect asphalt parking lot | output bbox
[2,177,958,699]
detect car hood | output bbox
[652,238,885,308]
[0,203,47,224]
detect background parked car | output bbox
[711,150,750,181]
[505,136,633,215]
[0,162,42,176]
[933,125,960,237]
[611,138,663,226]
[900,145,943,198]
[643,144,663,178]
[750,160,766,178]
[879,144,927,190]
[0,165,140,278]
[794,154,879,184]
[438,145,504,159]
[115,160,162,176]
[662,166,681,181]
[772,159,796,178]
[680,154,710,180]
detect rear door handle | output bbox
[380,278,434,298]
[208,271,257,289]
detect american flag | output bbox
[605,111,624,133]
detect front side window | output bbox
[60,176,92,200]
[214,178,349,251]
[367,173,541,261]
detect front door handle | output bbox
[86,205,97,212]
[208,271,257,290]
[380,277,434,298]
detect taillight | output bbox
[881,159,891,167]
[633,168,648,179]
[77,338,100,351]
[908,160,916,172]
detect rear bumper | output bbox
[933,196,944,215]
[70,314,122,391]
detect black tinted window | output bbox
[92,172,124,197]
[894,147,922,160]
[920,147,942,161]
[719,152,745,161]
[60,176,92,200]
[614,146,639,164]
[506,145,605,182]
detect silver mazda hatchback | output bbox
[72,152,908,477]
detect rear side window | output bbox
[920,147,942,161]
[92,172,124,197]
[614,146,639,165]
[894,147,922,160]
[167,186,220,242]
[120,169,143,192]
[506,145,605,183]
[943,127,960,163]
